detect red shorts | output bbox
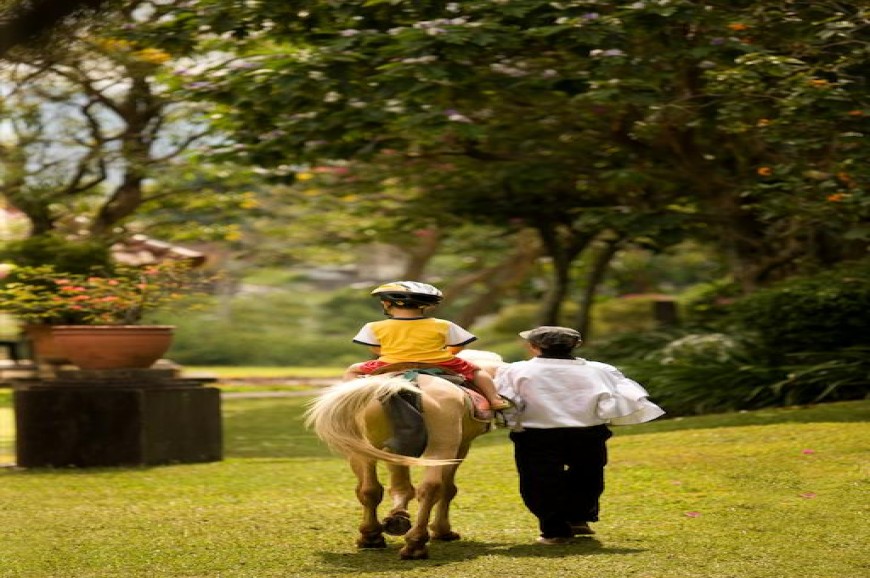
[358,357,479,382]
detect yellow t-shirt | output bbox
[352,317,477,364]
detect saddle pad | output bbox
[463,387,494,423]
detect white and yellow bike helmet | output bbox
[370,281,444,308]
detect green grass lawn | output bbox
[0,393,867,578]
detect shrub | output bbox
[592,294,669,336]
[771,346,870,405]
[0,235,111,274]
[581,328,687,363]
[618,333,868,416]
[167,317,361,366]
[680,278,743,326]
[624,352,787,416]
[726,259,870,357]
[318,287,381,336]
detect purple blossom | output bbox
[229,60,257,70]
[186,81,215,90]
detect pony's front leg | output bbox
[351,458,386,549]
[382,464,414,536]
[399,465,444,560]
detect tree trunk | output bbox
[534,221,596,326]
[575,235,623,342]
[450,231,542,328]
[400,229,441,281]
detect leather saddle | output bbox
[375,363,491,457]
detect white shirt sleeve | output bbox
[445,321,477,347]
[494,365,523,409]
[589,361,666,425]
[352,323,379,346]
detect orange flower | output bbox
[809,79,829,87]
[133,48,171,65]
[847,110,864,116]
[728,23,749,31]
[826,193,847,202]
[757,166,773,176]
[756,118,770,127]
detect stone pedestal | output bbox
[14,368,222,468]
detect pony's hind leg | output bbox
[351,458,387,549]
[430,462,462,541]
[382,464,414,536]
[399,464,448,560]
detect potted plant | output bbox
[0,261,211,370]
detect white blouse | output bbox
[494,357,665,429]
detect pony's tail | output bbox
[305,375,458,467]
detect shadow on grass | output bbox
[315,537,644,572]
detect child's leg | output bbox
[472,369,511,410]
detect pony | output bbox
[304,350,505,560]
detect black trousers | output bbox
[509,425,612,538]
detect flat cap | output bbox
[518,326,582,348]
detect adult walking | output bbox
[495,326,664,544]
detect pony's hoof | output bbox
[433,531,461,542]
[383,512,413,536]
[399,546,429,560]
[356,536,387,549]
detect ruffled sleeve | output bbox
[590,361,665,425]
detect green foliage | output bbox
[0,235,111,274]
[771,346,870,406]
[592,295,666,337]
[725,259,870,356]
[479,303,541,336]
[616,331,868,416]
[581,328,686,363]
[142,0,868,289]
[317,287,381,336]
[623,351,789,416]
[680,278,743,325]
[168,317,361,366]
[163,291,366,366]
[0,261,209,325]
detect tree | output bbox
[0,0,215,245]
[148,0,866,288]
[0,0,111,58]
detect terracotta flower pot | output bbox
[24,323,70,366]
[50,325,175,370]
